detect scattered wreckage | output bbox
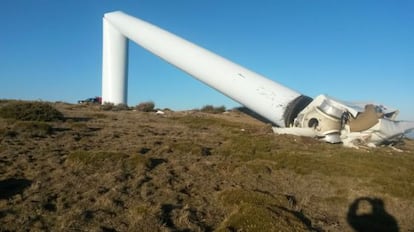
[273,95,414,147]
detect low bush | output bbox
[135,101,155,112]
[0,101,64,121]
[200,105,226,114]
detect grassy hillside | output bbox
[0,100,413,231]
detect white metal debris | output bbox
[273,95,414,147]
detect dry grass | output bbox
[216,189,310,231]
[0,100,413,231]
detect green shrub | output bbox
[0,101,64,121]
[135,101,155,112]
[200,105,226,114]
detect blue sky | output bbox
[0,0,413,120]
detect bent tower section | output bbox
[102,16,128,105]
[101,11,311,127]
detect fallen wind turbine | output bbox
[102,11,414,147]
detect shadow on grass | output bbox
[64,117,92,122]
[347,197,399,232]
[235,107,276,125]
[0,178,32,200]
